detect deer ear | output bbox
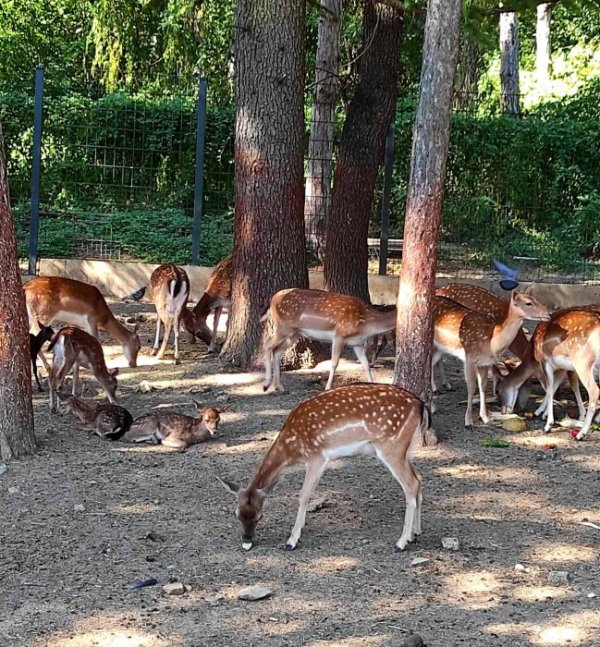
[217,405,228,414]
[193,398,204,411]
[216,476,240,495]
[111,368,120,377]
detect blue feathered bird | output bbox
[126,286,146,302]
[492,259,519,291]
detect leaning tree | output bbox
[220,0,309,368]
[393,0,462,401]
[0,120,36,460]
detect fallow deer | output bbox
[498,307,600,440]
[29,323,55,391]
[219,383,436,552]
[149,263,190,364]
[24,276,141,367]
[433,288,550,427]
[184,255,232,352]
[57,393,133,440]
[261,288,397,392]
[123,401,222,450]
[47,327,119,413]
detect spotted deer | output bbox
[219,383,436,552]
[57,393,133,440]
[433,288,550,427]
[24,276,140,367]
[184,255,232,352]
[149,263,191,364]
[498,307,600,440]
[261,288,397,392]
[29,323,55,391]
[47,327,119,413]
[123,401,222,450]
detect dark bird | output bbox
[127,286,146,301]
[492,258,519,291]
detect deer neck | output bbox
[191,423,212,442]
[491,305,525,356]
[368,308,397,334]
[103,315,133,344]
[193,292,216,317]
[250,441,292,491]
[71,400,98,423]
[503,343,537,390]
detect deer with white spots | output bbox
[219,383,436,552]
[433,288,550,427]
[24,276,141,367]
[149,263,191,364]
[261,288,397,392]
[498,307,600,440]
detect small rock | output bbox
[74,504,86,513]
[410,557,430,567]
[307,497,329,513]
[587,592,596,598]
[8,486,19,494]
[401,635,425,647]
[162,582,185,596]
[0,463,7,477]
[237,585,273,601]
[441,537,460,551]
[514,563,526,572]
[205,593,224,606]
[548,570,570,586]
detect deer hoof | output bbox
[284,543,296,551]
[174,358,181,366]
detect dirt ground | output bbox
[1,300,599,647]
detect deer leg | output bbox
[157,318,173,360]
[353,344,373,383]
[326,336,345,391]
[573,359,598,440]
[160,435,188,450]
[376,445,421,551]
[152,317,162,356]
[476,366,490,424]
[208,307,223,354]
[32,356,43,392]
[543,363,556,432]
[173,313,181,365]
[464,360,477,428]
[567,371,586,420]
[49,361,71,414]
[71,361,81,397]
[262,336,278,391]
[272,334,299,393]
[285,457,327,550]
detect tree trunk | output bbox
[393,0,462,401]
[536,3,552,88]
[220,0,308,369]
[453,34,483,110]
[305,0,342,266]
[500,8,520,114]
[0,120,36,460]
[324,0,403,302]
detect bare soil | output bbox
[1,301,599,647]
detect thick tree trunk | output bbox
[305,0,342,266]
[500,9,520,114]
[536,3,552,88]
[324,0,402,302]
[0,121,36,460]
[220,0,308,369]
[393,0,462,401]
[453,34,483,109]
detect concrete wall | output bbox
[24,258,600,309]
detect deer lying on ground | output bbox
[57,392,133,440]
[261,288,397,392]
[123,401,222,450]
[498,307,600,440]
[219,383,436,552]
[29,323,55,391]
[24,276,141,367]
[184,255,232,352]
[432,288,550,427]
[149,263,191,365]
[47,327,119,413]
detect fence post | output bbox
[378,119,395,276]
[191,78,208,266]
[28,66,44,276]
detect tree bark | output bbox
[500,8,520,114]
[453,34,483,110]
[305,0,342,266]
[324,0,403,302]
[220,0,308,369]
[0,120,36,460]
[393,0,462,401]
[536,3,552,88]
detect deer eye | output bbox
[524,301,532,306]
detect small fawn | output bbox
[123,401,222,450]
[48,327,119,413]
[262,288,397,392]
[219,383,435,552]
[29,323,55,391]
[57,393,133,440]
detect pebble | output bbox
[410,557,430,566]
[8,486,19,494]
[73,504,86,513]
[548,570,570,586]
[401,635,425,647]
[205,593,224,606]
[0,463,6,477]
[441,537,460,551]
[162,582,185,596]
[587,592,596,598]
[514,563,526,572]
[237,585,273,601]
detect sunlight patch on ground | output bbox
[111,502,159,515]
[563,452,600,471]
[527,542,599,564]
[307,637,390,647]
[299,555,361,574]
[436,463,536,483]
[512,584,573,602]
[506,433,574,448]
[38,627,175,647]
[442,568,503,609]
[202,440,272,456]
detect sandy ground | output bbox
[1,301,599,647]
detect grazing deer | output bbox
[47,327,119,413]
[24,276,140,367]
[123,401,222,450]
[498,307,600,440]
[261,288,397,392]
[184,255,232,352]
[149,264,190,364]
[433,288,550,427]
[29,323,55,391]
[57,393,133,440]
[219,384,435,552]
